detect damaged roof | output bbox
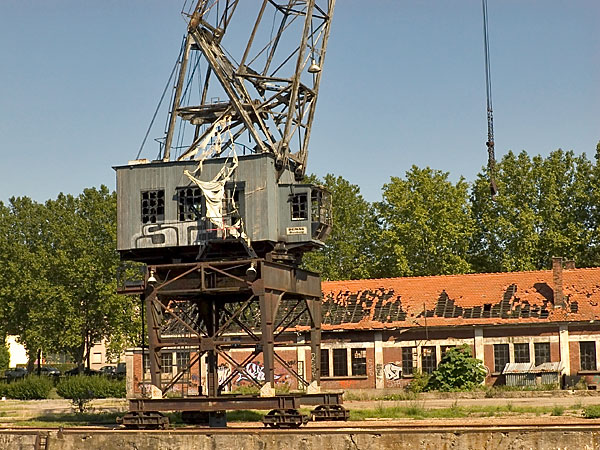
[320,268,600,331]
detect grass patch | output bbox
[583,405,600,419]
[348,403,571,420]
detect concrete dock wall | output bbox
[1,428,600,450]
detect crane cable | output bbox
[482,0,498,197]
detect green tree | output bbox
[0,339,9,370]
[0,187,140,370]
[302,174,379,280]
[427,344,486,391]
[470,149,597,272]
[376,166,473,277]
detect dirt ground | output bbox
[0,391,599,424]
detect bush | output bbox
[57,375,125,412]
[0,382,8,398]
[427,344,486,391]
[406,371,430,393]
[583,405,600,419]
[6,376,53,400]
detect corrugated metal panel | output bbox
[506,373,536,387]
[536,362,562,373]
[503,362,535,374]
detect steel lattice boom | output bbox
[163,0,335,180]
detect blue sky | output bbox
[1,1,598,203]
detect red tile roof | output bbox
[320,268,600,331]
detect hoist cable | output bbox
[135,38,186,160]
[482,0,498,197]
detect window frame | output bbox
[141,189,165,224]
[421,346,437,374]
[493,343,510,373]
[534,342,551,366]
[332,348,348,377]
[580,341,597,371]
[290,193,309,221]
[320,349,330,377]
[176,187,203,222]
[351,348,367,376]
[513,343,530,364]
[402,347,415,376]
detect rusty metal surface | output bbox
[128,393,342,413]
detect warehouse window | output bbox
[580,342,597,371]
[161,352,174,375]
[494,344,509,373]
[320,349,330,377]
[176,351,190,372]
[534,342,551,366]
[142,353,150,374]
[351,348,367,376]
[141,189,165,223]
[402,347,414,375]
[177,187,202,221]
[291,193,308,220]
[332,348,348,377]
[421,346,437,374]
[514,343,530,363]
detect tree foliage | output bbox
[302,174,379,280]
[0,186,139,368]
[470,149,599,272]
[427,344,486,391]
[376,166,473,277]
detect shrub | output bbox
[583,405,600,419]
[427,344,486,391]
[406,371,430,393]
[551,405,564,416]
[7,376,53,400]
[57,375,125,412]
[0,382,8,398]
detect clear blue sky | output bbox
[1,1,598,203]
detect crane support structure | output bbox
[117,1,343,429]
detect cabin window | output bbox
[291,193,308,220]
[493,343,509,373]
[177,187,203,221]
[580,342,597,371]
[176,351,190,372]
[514,343,530,363]
[141,189,165,223]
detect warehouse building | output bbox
[126,257,600,395]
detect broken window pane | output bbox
[351,348,367,376]
[141,189,165,224]
[177,187,202,221]
[291,193,308,220]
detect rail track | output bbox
[2,418,600,434]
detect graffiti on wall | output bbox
[235,362,288,384]
[383,362,402,381]
[218,364,232,385]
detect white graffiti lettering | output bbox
[384,362,402,381]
